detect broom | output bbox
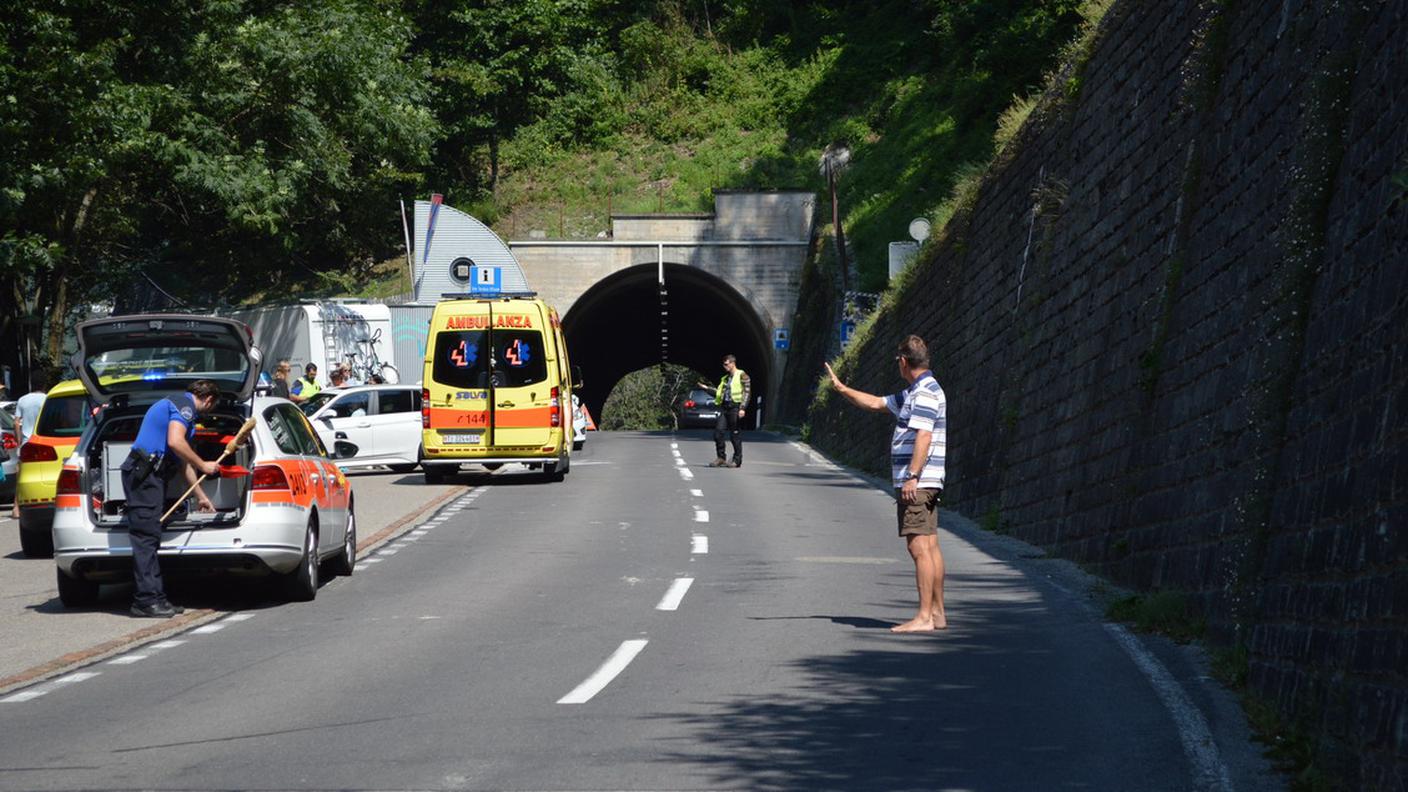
[161,417,257,522]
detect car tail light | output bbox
[251,464,291,490]
[19,442,57,463]
[684,400,696,408]
[56,468,81,495]
[1,431,15,450]
[422,388,431,429]
[549,387,561,428]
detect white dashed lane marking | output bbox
[693,510,709,523]
[655,578,694,611]
[191,624,224,635]
[690,489,703,497]
[107,654,148,666]
[557,640,649,704]
[692,535,709,554]
[678,468,694,481]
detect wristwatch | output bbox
[904,470,920,481]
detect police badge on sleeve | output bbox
[180,405,194,421]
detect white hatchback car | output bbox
[300,384,423,472]
[51,314,357,606]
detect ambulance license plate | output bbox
[442,433,482,445]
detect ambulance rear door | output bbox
[485,304,553,450]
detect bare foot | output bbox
[891,617,935,633]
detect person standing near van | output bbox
[11,371,50,520]
[270,360,292,400]
[123,381,220,618]
[824,335,948,633]
[290,362,320,404]
[704,354,750,468]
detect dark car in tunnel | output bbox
[677,388,722,429]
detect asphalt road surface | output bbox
[0,432,1278,791]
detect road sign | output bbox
[840,319,856,348]
[774,328,790,350]
[470,265,502,295]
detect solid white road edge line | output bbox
[656,578,695,611]
[1103,624,1235,792]
[557,640,649,704]
[692,535,709,554]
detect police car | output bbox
[50,315,357,606]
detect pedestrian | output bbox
[824,334,948,633]
[702,354,750,468]
[290,362,320,404]
[270,360,292,400]
[328,368,347,389]
[338,362,362,387]
[11,370,51,520]
[122,380,221,618]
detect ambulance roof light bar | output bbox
[439,291,539,300]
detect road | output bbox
[0,432,1278,791]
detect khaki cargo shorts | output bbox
[895,487,941,537]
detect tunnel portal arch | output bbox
[563,263,773,422]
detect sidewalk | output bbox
[0,470,462,694]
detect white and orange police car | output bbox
[51,314,356,606]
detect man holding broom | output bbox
[122,380,221,618]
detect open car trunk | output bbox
[83,406,254,529]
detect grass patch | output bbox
[1106,590,1206,643]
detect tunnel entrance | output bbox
[563,263,772,423]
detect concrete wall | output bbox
[806,1,1408,787]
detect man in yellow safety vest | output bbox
[704,354,750,468]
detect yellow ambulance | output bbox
[420,296,580,483]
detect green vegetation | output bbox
[599,363,701,430]
[1106,590,1206,643]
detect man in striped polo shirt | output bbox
[825,334,948,632]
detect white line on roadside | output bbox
[360,557,384,564]
[693,510,709,523]
[224,613,255,623]
[1103,624,1235,791]
[673,458,685,466]
[671,449,681,458]
[0,690,46,703]
[692,535,709,554]
[655,578,694,611]
[107,654,148,665]
[678,468,694,481]
[670,443,678,449]
[557,640,649,704]
[690,489,703,497]
[149,640,186,650]
[382,549,399,556]
[191,624,224,635]
[54,671,101,685]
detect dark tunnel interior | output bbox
[564,263,771,422]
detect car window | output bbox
[376,389,418,414]
[263,405,304,455]
[492,330,547,388]
[299,391,337,416]
[432,330,489,389]
[689,389,715,404]
[328,392,370,418]
[0,409,12,430]
[36,395,94,438]
[279,404,324,456]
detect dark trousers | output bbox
[121,464,168,606]
[714,405,742,463]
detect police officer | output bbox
[123,380,221,618]
[704,354,751,468]
[290,362,320,404]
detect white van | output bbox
[225,301,399,386]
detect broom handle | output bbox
[159,447,235,523]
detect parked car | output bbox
[51,314,356,606]
[16,379,95,557]
[300,384,422,472]
[677,388,722,429]
[0,408,17,506]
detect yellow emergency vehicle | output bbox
[420,295,580,482]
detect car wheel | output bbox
[281,520,320,602]
[545,453,568,482]
[424,466,448,484]
[389,463,418,473]
[56,568,99,607]
[19,528,53,559]
[573,440,584,451]
[325,503,356,577]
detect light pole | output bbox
[819,144,852,291]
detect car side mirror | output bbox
[332,440,358,460]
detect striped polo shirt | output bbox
[885,371,946,490]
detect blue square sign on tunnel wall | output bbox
[774,328,790,350]
[470,265,502,296]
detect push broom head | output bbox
[225,418,257,454]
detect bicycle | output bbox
[345,328,400,384]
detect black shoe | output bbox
[130,601,177,619]
[159,600,186,615]
[729,460,741,468]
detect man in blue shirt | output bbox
[825,334,949,633]
[123,380,221,618]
